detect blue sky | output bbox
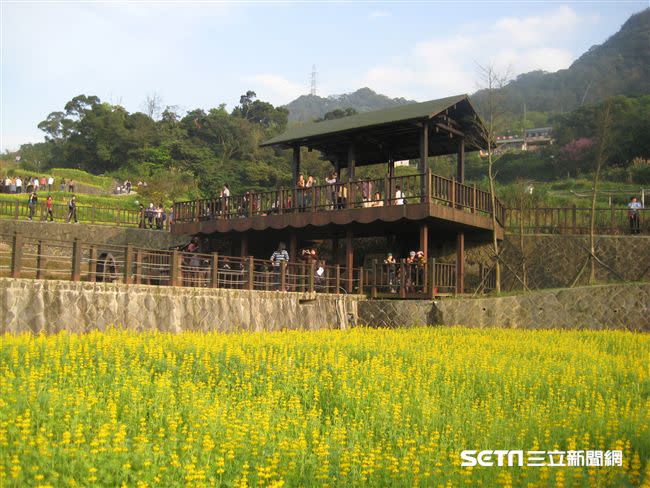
[1,1,647,151]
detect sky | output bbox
[0,0,647,151]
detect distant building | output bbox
[482,127,554,157]
[394,160,410,167]
[525,127,554,149]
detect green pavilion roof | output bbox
[261,94,471,147]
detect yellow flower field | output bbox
[1,327,648,487]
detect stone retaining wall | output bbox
[358,283,650,331]
[0,278,361,334]
[0,219,189,249]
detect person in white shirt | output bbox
[395,185,405,205]
[15,177,22,193]
[47,176,54,192]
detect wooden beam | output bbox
[456,232,465,294]
[289,232,297,263]
[435,122,465,138]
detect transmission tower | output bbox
[310,65,317,96]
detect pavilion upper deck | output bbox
[171,171,505,238]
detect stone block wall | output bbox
[0,219,189,249]
[0,278,360,334]
[461,234,650,291]
[357,283,650,331]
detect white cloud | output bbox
[360,5,594,100]
[244,74,305,105]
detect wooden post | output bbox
[289,232,297,263]
[89,245,98,282]
[171,250,180,286]
[240,234,248,258]
[388,155,395,206]
[292,146,301,186]
[309,262,315,293]
[36,240,45,280]
[399,260,406,298]
[451,177,456,208]
[280,261,287,292]
[427,258,436,299]
[211,253,219,288]
[456,232,465,294]
[300,262,306,292]
[71,239,82,282]
[123,245,133,284]
[347,142,356,181]
[248,256,254,291]
[472,184,477,213]
[335,265,341,294]
[419,223,428,261]
[457,138,465,183]
[278,189,284,215]
[572,204,577,233]
[358,266,364,295]
[420,121,429,201]
[345,229,353,292]
[371,259,378,298]
[425,169,432,203]
[135,249,142,285]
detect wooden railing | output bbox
[0,200,164,229]
[505,207,648,235]
[0,233,460,298]
[174,171,506,227]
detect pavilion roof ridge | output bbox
[260,93,470,147]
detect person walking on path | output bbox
[66,195,78,223]
[28,191,38,220]
[628,196,643,234]
[46,195,54,222]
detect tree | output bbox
[471,64,511,293]
[142,93,163,120]
[315,107,358,122]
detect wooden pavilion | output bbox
[172,94,505,295]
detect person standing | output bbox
[305,174,314,210]
[296,173,306,212]
[67,195,78,223]
[138,204,146,228]
[325,171,337,210]
[46,195,54,222]
[222,184,230,216]
[47,176,54,192]
[270,242,290,291]
[395,185,405,205]
[28,191,38,220]
[15,176,22,194]
[628,196,643,234]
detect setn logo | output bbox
[461,450,524,467]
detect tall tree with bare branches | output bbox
[471,64,510,293]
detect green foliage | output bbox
[315,107,358,122]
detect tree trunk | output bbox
[488,151,501,293]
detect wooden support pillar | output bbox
[71,239,82,282]
[211,253,219,288]
[387,154,395,206]
[334,157,341,180]
[123,245,133,284]
[347,142,356,181]
[332,237,339,265]
[292,145,301,186]
[289,232,297,262]
[419,223,428,261]
[456,232,465,294]
[457,138,465,183]
[240,234,248,258]
[345,229,353,292]
[171,250,180,286]
[419,120,429,173]
[89,245,98,282]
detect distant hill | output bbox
[285,87,414,122]
[473,8,650,114]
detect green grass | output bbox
[0,192,142,210]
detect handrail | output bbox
[173,171,506,227]
[0,233,461,298]
[0,199,169,230]
[505,207,648,235]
